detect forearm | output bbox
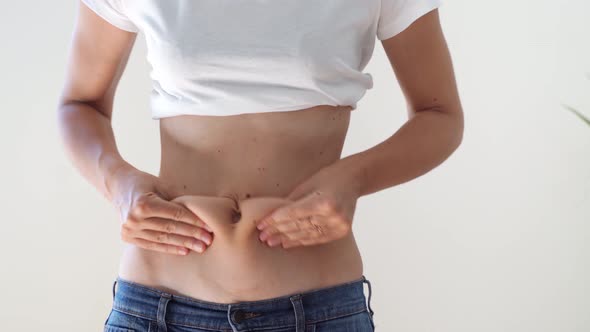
[340,108,464,198]
[56,102,137,202]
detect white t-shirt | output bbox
[80,0,443,119]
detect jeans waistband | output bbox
[111,275,374,331]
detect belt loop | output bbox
[157,293,172,332]
[112,279,118,300]
[227,304,233,331]
[289,294,305,332]
[362,276,375,318]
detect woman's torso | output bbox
[117,104,364,303]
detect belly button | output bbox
[231,208,242,223]
[220,192,242,223]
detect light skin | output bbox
[57,2,214,256]
[58,3,462,253]
[256,9,464,249]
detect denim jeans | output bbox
[104,275,376,332]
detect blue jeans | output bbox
[104,275,376,332]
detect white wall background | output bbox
[1,0,588,331]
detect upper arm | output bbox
[379,6,462,120]
[58,0,138,120]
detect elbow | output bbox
[431,104,464,150]
[427,103,465,147]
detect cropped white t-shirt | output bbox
[80,0,443,119]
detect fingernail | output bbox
[259,232,268,241]
[202,234,212,245]
[194,243,204,253]
[178,248,188,255]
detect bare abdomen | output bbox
[118,194,363,303]
[117,105,364,303]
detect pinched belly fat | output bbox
[117,194,364,303]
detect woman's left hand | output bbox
[256,161,364,249]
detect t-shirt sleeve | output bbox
[80,0,139,33]
[377,0,442,40]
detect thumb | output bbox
[286,181,317,201]
[156,181,185,201]
[259,191,318,227]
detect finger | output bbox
[268,233,321,248]
[256,194,318,230]
[258,226,279,242]
[258,216,320,241]
[158,182,186,201]
[281,236,327,249]
[130,237,191,256]
[137,217,213,245]
[133,194,211,231]
[136,229,208,253]
[280,225,337,248]
[283,226,326,242]
[281,238,303,249]
[265,234,285,247]
[287,234,329,247]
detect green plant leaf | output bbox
[561,103,590,127]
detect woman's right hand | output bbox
[108,166,214,256]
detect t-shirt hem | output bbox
[150,102,355,119]
[377,0,443,41]
[80,0,140,33]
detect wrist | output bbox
[98,154,137,201]
[338,154,368,199]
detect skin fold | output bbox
[117,106,365,303]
